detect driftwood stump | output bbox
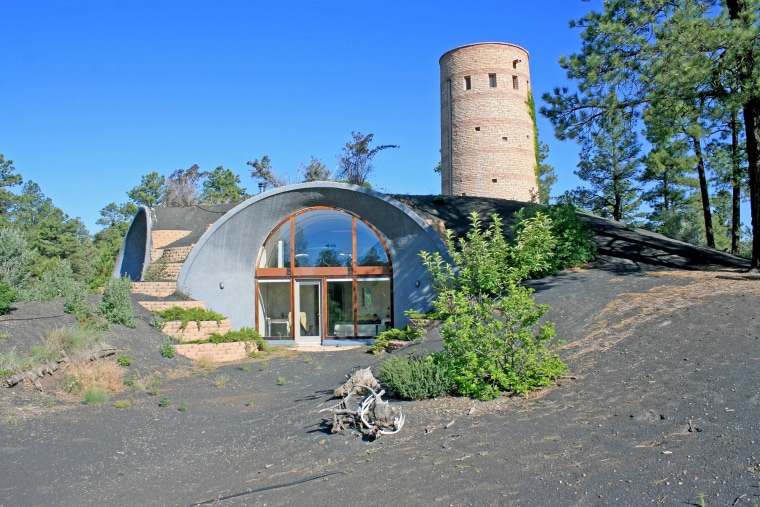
[322,367,405,439]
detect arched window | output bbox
[256,208,392,342]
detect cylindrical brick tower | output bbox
[440,42,538,201]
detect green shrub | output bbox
[378,353,452,400]
[418,211,567,400]
[18,259,78,302]
[0,282,17,315]
[113,400,131,409]
[99,276,135,328]
[82,386,109,404]
[205,327,274,353]
[0,228,34,289]
[116,354,133,367]
[154,306,226,330]
[63,279,92,321]
[160,338,175,358]
[514,204,596,276]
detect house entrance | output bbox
[255,207,393,344]
[295,280,321,345]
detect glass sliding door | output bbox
[257,280,293,339]
[295,280,321,345]
[327,280,354,337]
[356,278,391,336]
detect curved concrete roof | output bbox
[176,182,450,329]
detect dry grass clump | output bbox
[61,359,125,395]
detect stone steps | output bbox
[131,281,177,298]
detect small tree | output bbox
[420,212,567,399]
[99,276,135,328]
[127,172,165,207]
[200,166,246,203]
[247,155,289,189]
[300,156,332,182]
[0,228,34,290]
[336,132,398,186]
[163,165,208,207]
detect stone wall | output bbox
[440,42,538,202]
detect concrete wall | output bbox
[113,206,151,281]
[440,42,538,201]
[176,182,449,330]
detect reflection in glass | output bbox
[294,210,352,268]
[259,221,291,268]
[356,278,391,336]
[327,280,353,336]
[356,221,388,266]
[257,281,292,338]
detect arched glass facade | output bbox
[256,207,392,344]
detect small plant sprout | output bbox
[277,375,287,386]
[178,400,189,412]
[159,395,171,407]
[213,374,228,388]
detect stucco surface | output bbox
[176,183,449,330]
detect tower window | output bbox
[512,59,521,69]
[489,73,497,87]
[464,76,471,90]
[492,178,498,183]
[512,75,519,90]
[474,126,481,131]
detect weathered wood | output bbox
[1,345,118,390]
[322,368,405,439]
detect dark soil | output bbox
[2,249,760,505]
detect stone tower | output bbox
[440,42,538,201]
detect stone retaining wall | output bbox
[131,282,177,297]
[173,341,252,362]
[162,319,233,342]
[138,300,206,312]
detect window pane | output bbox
[258,281,292,338]
[327,280,353,337]
[260,221,291,268]
[356,220,389,266]
[356,279,390,336]
[294,210,353,267]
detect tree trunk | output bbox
[731,112,742,255]
[743,98,760,269]
[727,0,760,269]
[692,136,715,248]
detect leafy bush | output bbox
[63,279,92,321]
[378,353,452,400]
[0,228,34,290]
[206,327,274,353]
[160,338,175,358]
[18,259,78,302]
[514,204,596,276]
[99,276,135,328]
[82,386,109,404]
[116,354,133,367]
[155,306,226,330]
[0,282,17,315]
[416,211,567,400]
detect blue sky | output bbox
[1,1,600,233]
